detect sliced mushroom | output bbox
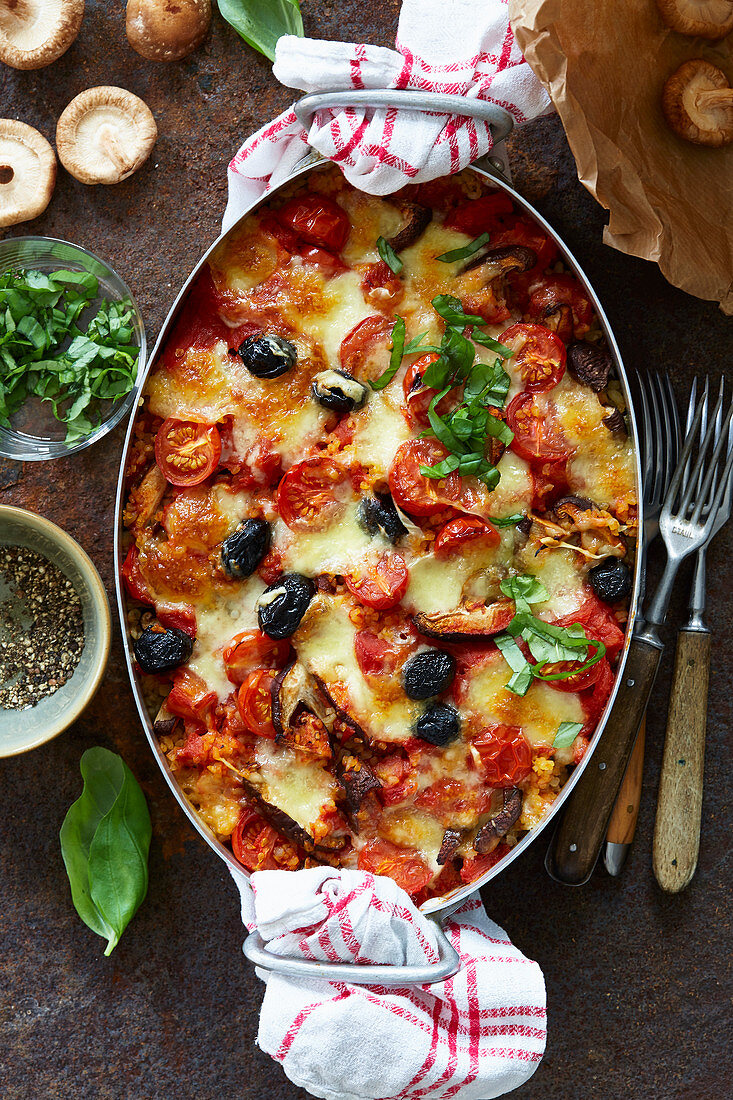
[271,660,334,737]
[602,408,628,438]
[461,244,536,278]
[311,673,368,740]
[554,495,597,523]
[0,0,84,70]
[0,119,56,227]
[474,788,522,853]
[567,341,613,392]
[437,827,462,866]
[386,199,432,252]
[336,754,381,818]
[413,600,514,642]
[655,0,733,40]
[152,701,177,736]
[126,0,211,62]
[662,60,733,147]
[56,86,157,185]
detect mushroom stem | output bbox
[0,164,14,184]
[99,125,134,175]
[696,89,733,110]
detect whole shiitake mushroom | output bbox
[126,0,211,62]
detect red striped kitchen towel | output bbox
[232,866,546,1100]
[223,0,551,231]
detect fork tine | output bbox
[677,384,717,517]
[665,373,681,471]
[688,397,733,525]
[702,440,733,538]
[705,377,727,509]
[663,391,707,510]
[636,371,654,499]
[654,374,675,495]
[681,377,697,495]
[648,373,664,502]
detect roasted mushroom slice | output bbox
[126,0,211,61]
[0,119,56,227]
[386,199,432,252]
[312,673,368,740]
[602,408,627,438]
[413,599,515,642]
[336,754,381,818]
[0,0,84,70]
[474,788,523,853]
[56,87,158,184]
[655,0,733,40]
[152,701,177,737]
[271,660,334,737]
[567,341,613,393]
[662,60,733,147]
[437,827,462,866]
[461,244,536,278]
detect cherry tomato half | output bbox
[222,630,290,685]
[354,627,416,681]
[155,418,221,487]
[472,725,532,787]
[445,193,515,235]
[121,543,153,605]
[345,554,409,610]
[360,260,404,311]
[339,313,394,379]
[167,668,217,723]
[578,657,615,735]
[506,391,571,466]
[277,193,350,251]
[388,438,463,517]
[277,457,349,531]
[459,842,510,884]
[434,515,501,558]
[402,352,453,427]
[528,274,594,340]
[499,323,566,393]
[237,669,277,739]
[554,594,625,662]
[541,655,603,693]
[231,806,298,872]
[357,838,433,897]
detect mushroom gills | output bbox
[662,60,733,147]
[0,119,56,227]
[0,0,84,70]
[56,86,158,184]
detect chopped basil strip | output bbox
[369,316,406,391]
[491,513,526,528]
[471,328,514,359]
[553,722,583,749]
[436,232,491,263]
[431,293,486,328]
[377,235,403,274]
[495,634,533,696]
[500,574,549,605]
[404,331,433,354]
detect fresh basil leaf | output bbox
[471,328,514,359]
[419,454,461,479]
[404,331,431,354]
[495,634,534,696]
[553,721,583,749]
[436,232,491,263]
[377,235,403,274]
[463,358,511,406]
[60,747,152,956]
[485,413,514,446]
[217,0,304,62]
[369,316,406,391]
[431,294,486,329]
[492,513,525,528]
[500,574,549,604]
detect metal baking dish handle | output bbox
[294,89,514,145]
[243,920,461,986]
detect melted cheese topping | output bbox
[278,502,387,576]
[187,577,265,700]
[250,742,339,833]
[350,393,413,477]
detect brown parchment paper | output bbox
[508,0,733,313]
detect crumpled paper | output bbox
[508,0,733,313]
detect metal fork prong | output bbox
[690,399,733,526]
[701,441,733,539]
[676,385,721,517]
[654,373,676,494]
[681,377,699,496]
[649,374,665,502]
[705,377,727,510]
[663,391,707,513]
[665,373,681,471]
[637,372,655,499]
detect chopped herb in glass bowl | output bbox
[0,237,146,461]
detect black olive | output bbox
[234,334,297,378]
[133,626,193,674]
[221,519,271,579]
[415,703,460,746]
[403,650,456,700]
[357,493,407,544]
[311,368,369,413]
[257,573,315,639]
[589,556,632,604]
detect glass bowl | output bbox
[0,236,146,461]
[0,505,111,757]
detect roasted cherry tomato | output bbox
[339,313,394,379]
[434,515,501,557]
[237,669,277,739]
[155,418,221,487]
[541,653,604,692]
[231,806,298,872]
[222,630,290,685]
[388,438,463,517]
[354,626,416,681]
[166,668,217,723]
[373,751,418,806]
[459,842,510,884]
[528,274,594,340]
[157,603,197,639]
[506,391,571,466]
[360,260,404,310]
[578,657,615,735]
[414,777,492,824]
[357,838,433,896]
[401,352,453,427]
[277,193,350,251]
[472,725,532,787]
[345,553,409,610]
[488,215,558,277]
[299,246,349,277]
[554,594,625,662]
[121,543,152,605]
[445,193,514,235]
[277,457,348,531]
[499,323,566,392]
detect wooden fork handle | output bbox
[549,638,661,885]
[653,629,710,893]
[607,715,646,845]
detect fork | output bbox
[549,384,733,885]
[603,373,681,876]
[653,379,733,892]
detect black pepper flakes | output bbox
[0,546,85,710]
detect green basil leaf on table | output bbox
[553,721,584,749]
[376,235,404,274]
[217,0,304,62]
[60,747,152,956]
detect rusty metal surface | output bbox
[1,5,731,1099]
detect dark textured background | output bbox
[1,4,731,1098]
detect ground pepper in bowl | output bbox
[0,545,85,709]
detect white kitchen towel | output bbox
[231,866,546,1100]
[223,0,552,231]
